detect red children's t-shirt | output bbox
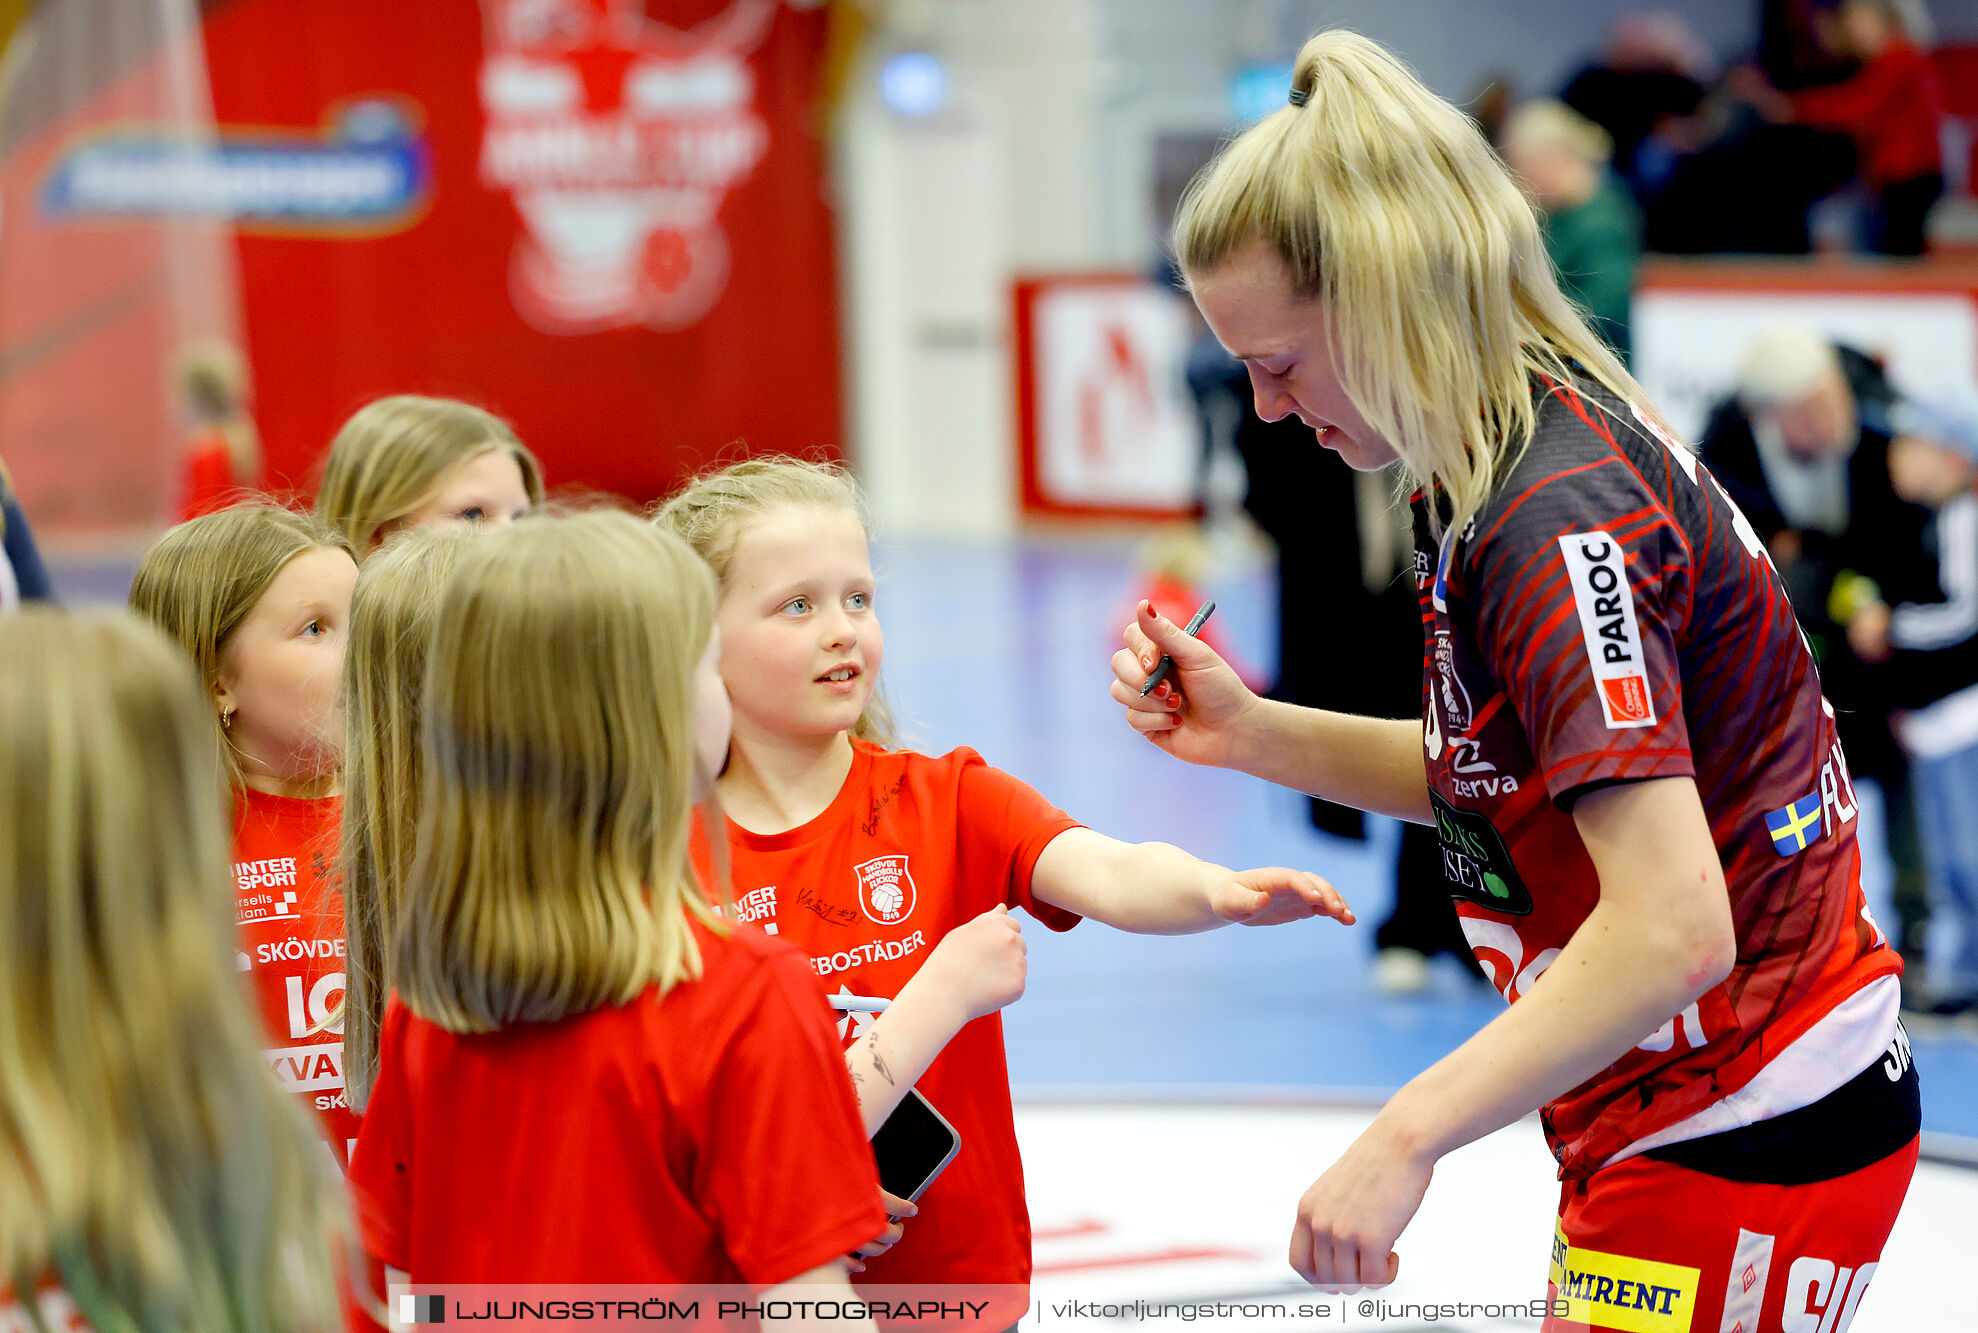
[347,917,887,1286]
[175,428,237,522]
[690,743,1084,1297]
[232,787,358,1169]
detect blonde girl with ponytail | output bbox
[314,395,544,557]
[344,511,890,1310]
[0,609,341,1333]
[129,505,363,1167]
[1113,30,1914,1313]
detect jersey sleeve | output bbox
[1465,431,1697,807]
[694,943,889,1290]
[347,1002,412,1272]
[953,750,1085,931]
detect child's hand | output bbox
[917,905,1027,1021]
[848,1191,919,1272]
[1212,868,1355,927]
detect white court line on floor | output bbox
[1013,1098,1976,1332]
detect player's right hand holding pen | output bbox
[1110,599,1263,771]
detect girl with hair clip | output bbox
[658,458,1355,1324]
[314,394,544,557]
[335,527,476,1117]
[346,511,890,1314]
[129,504,362,1168]
[1112,29,1915,1323]
[0,609,342,1333]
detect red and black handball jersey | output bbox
[1411,376,1902,1180]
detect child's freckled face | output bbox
[716,506,883,743]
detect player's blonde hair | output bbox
[128,504,354,788]
[1174,30,1649,536]
[315,395,545,555]
[395,511,726,1033]
[654,456,898,749]
[336,527,475,1110]
[0,609,341,1331]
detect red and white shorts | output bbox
[1543,1136,1918,1333]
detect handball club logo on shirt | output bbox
[854,855,916,925]
[1559,532,1656,729]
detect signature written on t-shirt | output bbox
[795,885,859,927]
[861,775,908,836]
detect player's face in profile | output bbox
[216,545,360,786]
[716,504,883,743]
[1189,239,1399,472]
[382,446,535,550]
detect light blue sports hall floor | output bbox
[865,532,1978,1149]
[47,531,1978,1146]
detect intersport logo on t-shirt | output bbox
[1558,533,1656,729]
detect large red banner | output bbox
[5,0,842,532]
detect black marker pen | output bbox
[1139,599,1216,697]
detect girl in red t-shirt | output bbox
[657,459,1356,1306]
[130,505,362,1169]
[0,610,342,1332]
[346,511,888,1306]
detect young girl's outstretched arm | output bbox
[1029,827,1355,935]
[841,905,1027,1133]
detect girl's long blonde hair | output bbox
[0,609,340,1331]
[654,456,898,749]
[1174,30,1648,536]
[337,528,475,1111]
[395,511,724,1033]
[315,395,545,555]
[128,504,353,788]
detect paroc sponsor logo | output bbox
[1558,532,1656,729]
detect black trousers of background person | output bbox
[1229,407,1480,973]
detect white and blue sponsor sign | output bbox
[41,98,429,230]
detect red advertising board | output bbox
[3,0,843,533]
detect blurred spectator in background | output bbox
[1465,73,1518,148]
[1560,11,1710,206]
[1500,100,1643,364]
[1698,324,1934,962]
[1865,390,1978,1013]
[1748,0,1945,255]
[0,458,54,609]
[174,339,262,521]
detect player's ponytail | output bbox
[1174,29,1648,536]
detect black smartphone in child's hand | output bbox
[870,1088,960,1203]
